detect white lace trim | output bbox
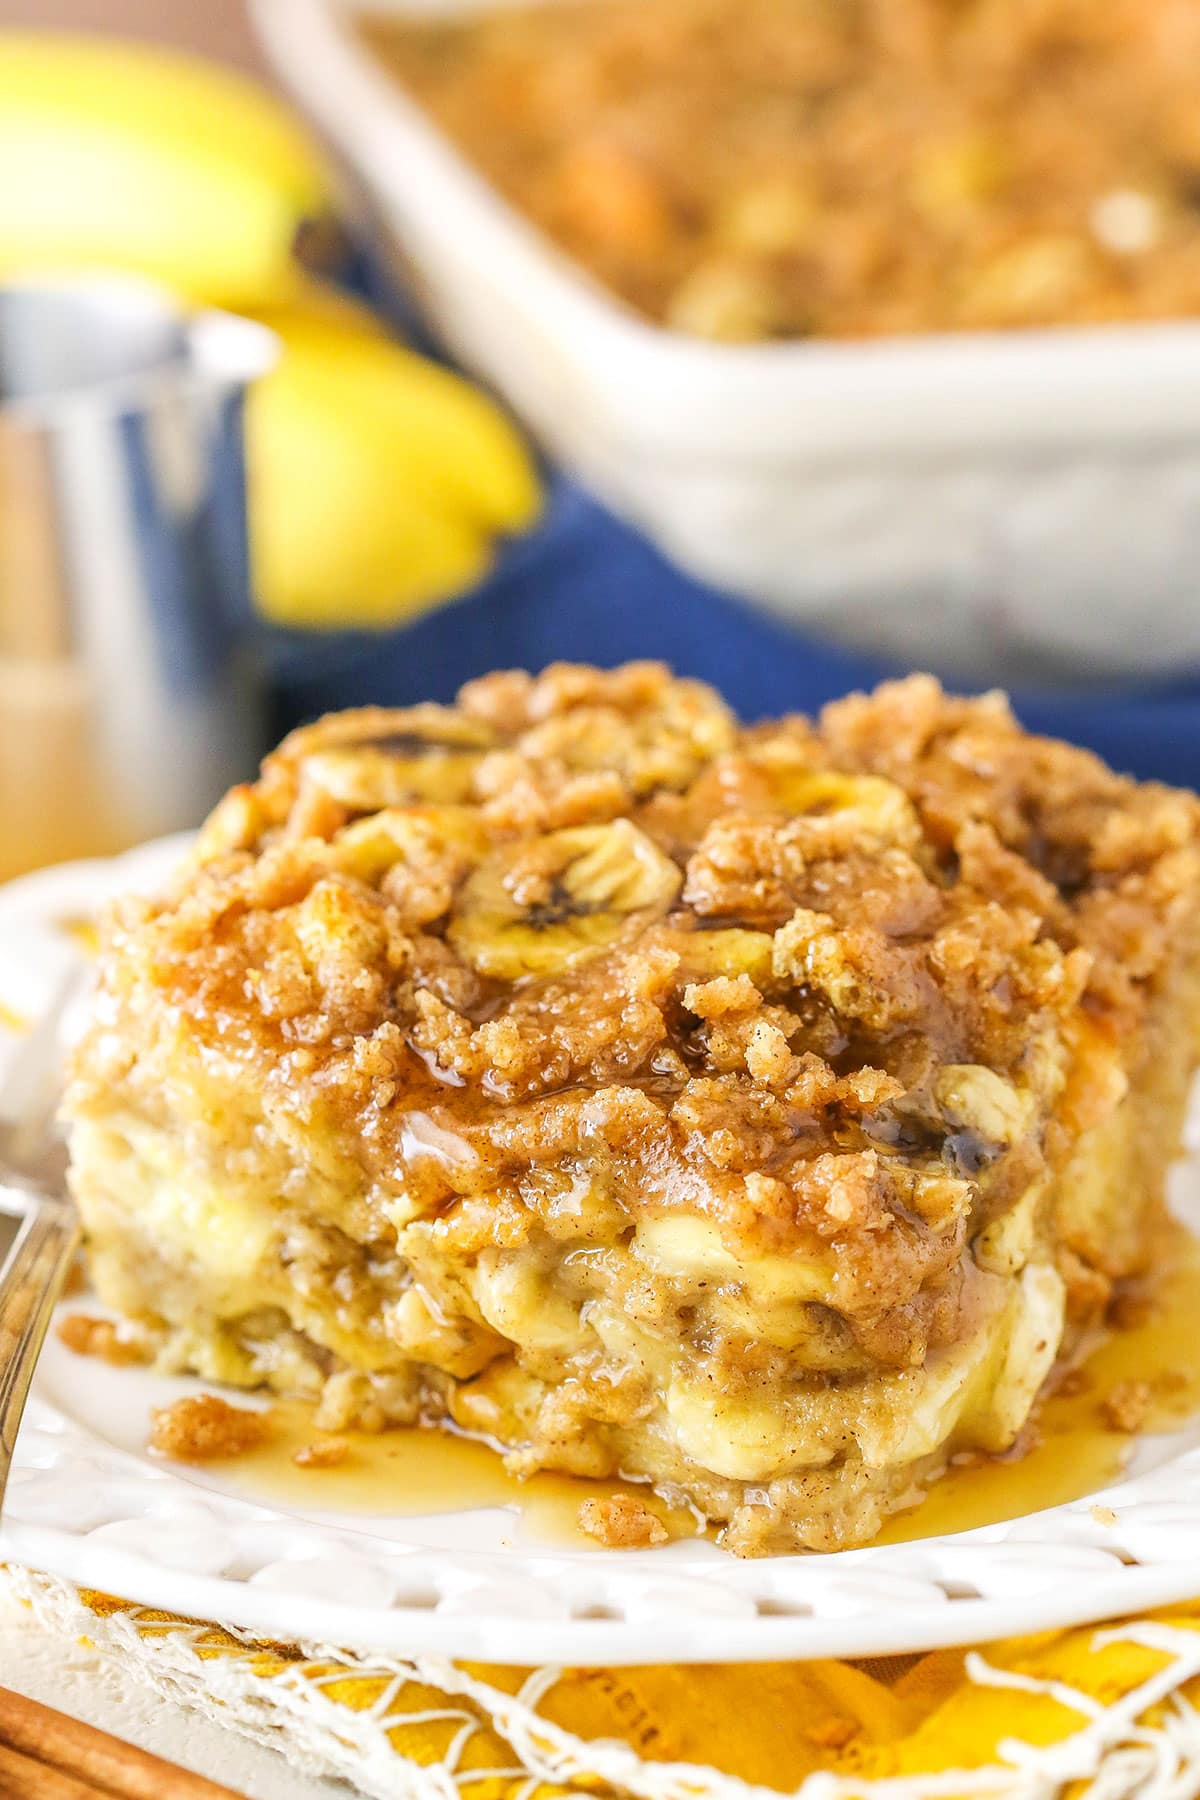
[7,1566,1200,1800]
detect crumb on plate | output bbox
[1100,1379,1153,1434]
[148,1394,271,1462]
[292,1435,349,1469]
[57,1312,146,1365]
[578,1492,669,1548]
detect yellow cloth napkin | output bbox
[10,1566,1200,1799]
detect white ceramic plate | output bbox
[5,839,1200,1665]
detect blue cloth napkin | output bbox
[267,475,1200,789]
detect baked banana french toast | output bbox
[66,664,1200,1552]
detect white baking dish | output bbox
[253,0,1200,681]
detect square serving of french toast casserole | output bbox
[65,664,1200,1553]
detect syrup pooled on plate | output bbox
[166,1220,1200,1553]
[220,1403,702,1550]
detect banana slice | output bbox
[449,820,682,980]
[750,745,920,850]
[303,709,496,808]
[335,804,489,885]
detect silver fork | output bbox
[0,970,86,1514]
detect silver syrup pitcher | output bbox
[0,275,276,876]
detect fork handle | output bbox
[0,1186,80,1508]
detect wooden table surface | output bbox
[0,0,265,73]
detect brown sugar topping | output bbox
[74,665,1200,1311]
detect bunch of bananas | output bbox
[0,34,541,628]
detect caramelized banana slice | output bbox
[449,820,682,979]
[336,804,487,876]
[334,804,492,927]
[750,744,920,851]
[303,707,496,808]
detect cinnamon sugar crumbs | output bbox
[148,1395,271,1462]
[578,1493,669,1548]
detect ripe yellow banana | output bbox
[246,299,543,629]
[0,34,332,307]
[0,36,542,630]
